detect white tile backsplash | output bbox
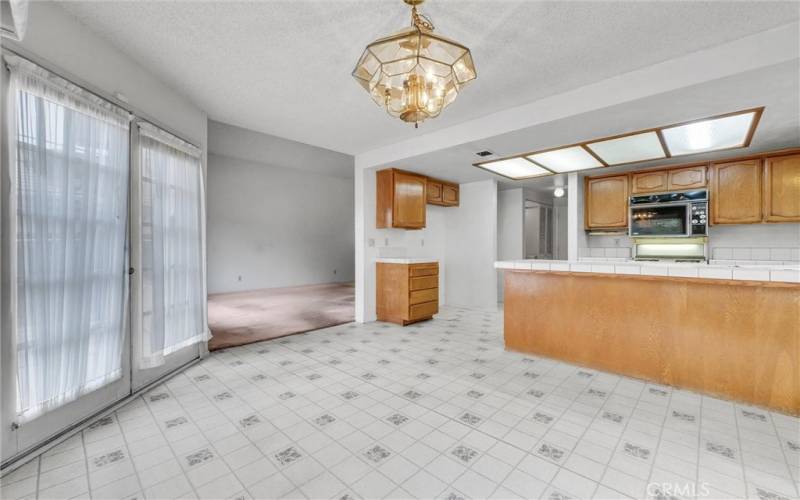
[732,268,771,281]
[711,246,800,262]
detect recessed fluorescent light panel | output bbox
[472,107,763,179]
[526,146,603,173]
[477,158,551,179]
[661,111,757,156]
[586,131,666,165]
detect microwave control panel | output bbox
[690,202,708,235]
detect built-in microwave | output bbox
[629,190,708,237]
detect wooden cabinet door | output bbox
[585,175,629,229]
[427,180,443,204]
[764,154,800,222]
[709,159,762,224]
[668,165,707,190]
[631,170,668,194]
[442,183,459,206]
[393,171,427,229]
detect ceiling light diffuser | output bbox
[586,131,666,165]
[661,111,757,156]
[476,158,551,179]
[526,146,603,173]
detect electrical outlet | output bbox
[384,237,389,246]
[614,238,620,247]
[333,269,337,275]
[420,238,425,247]
[368,238,375,247]
[237,275,242,281]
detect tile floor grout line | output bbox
[34,454,41,500]
[591,374,651,499]
[693,397,704,500]
[114,407,147,498]
[80,426,93,500]
[139,391,203,500]
[767,411,800,498]
[642,386,676,499]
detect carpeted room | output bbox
[206,120,356,349]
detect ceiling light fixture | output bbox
[473,107,763,178]
[586,131,666,165]
[661,110,759,155]
[526,146,604,173]
[352,0,476,128]
[474,158,552,180]
[553,187,565,198]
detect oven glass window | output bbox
[631,206,687,236]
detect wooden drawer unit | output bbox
[410,301,438,321]
[410,288,438,305]
[377,261,439,325]
[410,276,438,290]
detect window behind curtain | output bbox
[137,123,207,368]
[9,58,130,422]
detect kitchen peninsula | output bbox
[496,259,800,415]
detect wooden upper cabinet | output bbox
[584,174,629,229]
[427,179,443,204]
[709,159,762,225]
[426,178,459,207]
[631,165,707,194]
[763,153,800,222]
[376,168,427,229]
[668,165,707,190]
[442,183,459,206]
[631,170,668,194]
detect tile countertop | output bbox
[494,259,800,283]
[375,258,439,264]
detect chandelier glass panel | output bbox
[352,0,476,126]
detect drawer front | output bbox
[410,264,438,277]
[409,300,438,320]
[409,275,438,290]
[410,288,438,305]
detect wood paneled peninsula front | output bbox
[496,260,800,415]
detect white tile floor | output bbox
[2,307,799,500]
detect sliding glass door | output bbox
[1,56,207,464]
[1,56,132,459]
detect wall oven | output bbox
[629,190,708,237]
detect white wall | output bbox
[206,154,355,293]
[497,188,524,301]
[206,122,355,293]
[445,180,499,309]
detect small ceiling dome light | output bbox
[352,0,477,128]
[553,187,566,198]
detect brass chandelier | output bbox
[352,0,477,127]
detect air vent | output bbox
[475,150,494,157]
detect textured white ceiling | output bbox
[58,1,799,154]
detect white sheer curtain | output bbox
[137,122,207,369]
[7,56,130,423]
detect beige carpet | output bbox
[207,282,355,351]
